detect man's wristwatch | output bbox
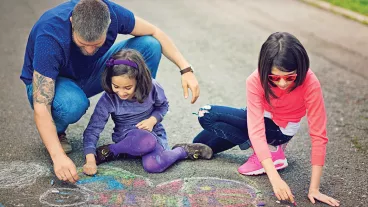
[180,65,194,75]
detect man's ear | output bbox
[70,17,74,29]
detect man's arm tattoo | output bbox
[32,71,55,106]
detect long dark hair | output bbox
[101,49,152,103]
[258,32,309,104]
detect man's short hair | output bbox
[72,0,110,42]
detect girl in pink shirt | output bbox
[191,32,340,206]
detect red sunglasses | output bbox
[268,74,297,82]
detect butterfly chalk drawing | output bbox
[40,166,261,207]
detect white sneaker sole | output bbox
[240,159,288,176]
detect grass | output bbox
[322,0,368,16]
[352,136,368,154]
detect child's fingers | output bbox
[281,191,288,200]
[330,198,340,206]
[85,168,97,175]
[322,195,339,206]
[308,195,316,204]
[83,164,96,175]
[189,84,199,104]
[182,82,189,99]
[286,189,294,203]
[136,123,145,129]
[275,192,282,200]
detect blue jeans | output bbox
[193,105,293,154]
[26,36,162,134]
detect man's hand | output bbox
[181,72,200,104]
[136,117,157,132]
[52,154,79,183]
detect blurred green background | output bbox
[323,0,368,16]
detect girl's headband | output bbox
[106,58,138,69]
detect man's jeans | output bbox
[193,105,293,154]
[26,36,162,134]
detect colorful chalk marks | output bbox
[155,178,259,206]
[73,166,260,206]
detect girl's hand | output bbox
[136,117,157,132]
[308,189,340,206]
[271,177,295,203]
[83,162,97,175]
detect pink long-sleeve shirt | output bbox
[246,69,328,166]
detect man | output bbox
[20,0,199,183]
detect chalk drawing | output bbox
[71,166,261,206]
[0,161,49,188]
[77,167,153,192]
[155,177,258,206]
[8,196,44,207]
[39,188,89,207]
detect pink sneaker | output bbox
[238,146,288,175]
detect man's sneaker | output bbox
[238,146,288,175]
[172,143,213,160]
[58,133,72,154]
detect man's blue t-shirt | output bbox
[20,0,135,85]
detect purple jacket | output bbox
[83,79,169,155]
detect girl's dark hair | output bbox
[101,49,152,103]
[258,32,309,104]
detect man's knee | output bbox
[53,92,89,124]
[139,36,162,54]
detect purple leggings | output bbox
[109,129,187,173]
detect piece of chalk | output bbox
[51,189,60,194]
[257,201,266,206]
[51,179,54,186]
[276,200,280,204]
